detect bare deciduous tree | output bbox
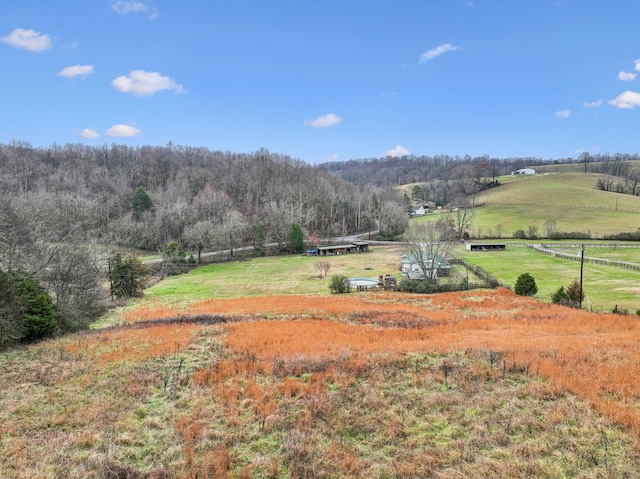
[183,220,216,263]
[543,219,559,239]
[314,261,331,279]
[450,197,475,240]
[404,219,457,281]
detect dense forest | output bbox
[2,140,639,346]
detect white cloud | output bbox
[58,65,95,79]
[1,28,51,52]
[303,113,341,129]
[609,90,640,109]
[111,1,158,19]
[384,145,411,157]
[106,124,141,137]
[111,70,185,96]
[583,99,602,108]
[555,110,571,119]
[618,71,637,81]
[326,154,339,161]
[419,43,460,64]
[635,59,640,72]
[80,128,100,139]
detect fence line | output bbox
[530,245,640,271]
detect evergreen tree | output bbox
[0,270,57,347]
[131,187,153,221]
[109,254,148,299]
[551,285,569,305]
[514,272,538,296]
[289,223,305,254]
[14,273,58,341]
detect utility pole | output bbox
[579,244,585,309]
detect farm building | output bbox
[313,241,370,256]
[465,242,506,251]
[410,205,431,217]
[511,168,536,175]
[400,252,450,280]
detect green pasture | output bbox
[144,245,407,302]
[411,173,640,238]
[554,245,640,263]
[131,241,640,315]
[456,244,640,313]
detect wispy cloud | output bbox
[555,110,571,119]
[1,28,51,52]
[80,128,100,139]
[112,70,185,96]
[384,145,411,157]
[304,113,341,129]
[111,1,158,20]
[583,99,602,108]
[419,43,460,64]
[618,71,637,81]
[609,91,640,109]
[465,1,474,7]
[58,65,95,79]
[379,91,398,97]
[106,124,141,137]
[326,154,339,161]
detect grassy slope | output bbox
[4,291,640,478]
[411,173,640,238]
[474,173,640,238]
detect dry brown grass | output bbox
[3,289,640,477]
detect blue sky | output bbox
[2,1,639,164]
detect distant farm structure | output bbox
[466,242,507,252]
[307,241,371,256]
[511,168,536,175]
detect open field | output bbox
[533,160,640,174]
[456,244,640,312]
[412,173,640,238]
[3,289,640,478]
[476,173,640,238]
[113,241,640,318]
[146,246,406,300]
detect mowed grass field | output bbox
[456,244,640,312]
[147,245,406,300]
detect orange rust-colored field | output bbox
[124,288,640,437]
